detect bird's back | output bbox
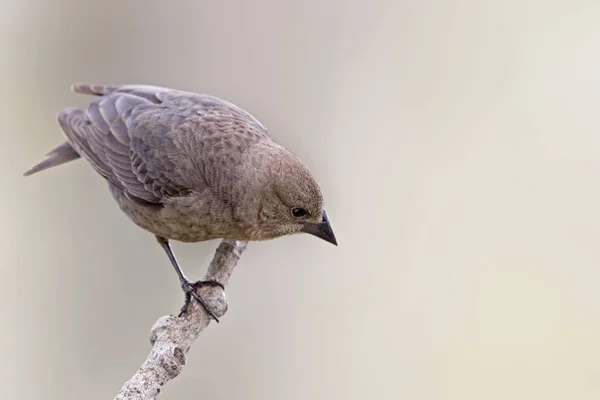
[28,84,272,208]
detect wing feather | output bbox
[59,83,271,205]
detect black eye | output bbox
[291,207,307,218]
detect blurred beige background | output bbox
[2,0,600,399]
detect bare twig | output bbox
[114,239,248,400]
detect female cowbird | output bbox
[24,83,336,320]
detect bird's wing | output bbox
[59,84,270,205]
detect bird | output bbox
[24,83,337,321]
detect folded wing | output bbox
[58,84,270,205]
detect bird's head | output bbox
[236,144,337,245]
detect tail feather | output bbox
[71,83,119,96]
[23,141,80,176]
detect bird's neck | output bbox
[224,142,287,238]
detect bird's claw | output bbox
[178,279,225,322]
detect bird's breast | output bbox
[108,183,235,242]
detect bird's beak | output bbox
[301,210,338,246]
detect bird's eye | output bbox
[291,207,307,218]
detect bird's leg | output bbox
[155,236,225,322]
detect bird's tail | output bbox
[23,141,81,176]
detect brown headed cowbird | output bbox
[24,83,336,320]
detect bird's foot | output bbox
[178,279,225,322]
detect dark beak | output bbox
[301,210,337,246]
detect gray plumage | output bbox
[25,83,336,245]
[25,83,337,320]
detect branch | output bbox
[114,239,248,400]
